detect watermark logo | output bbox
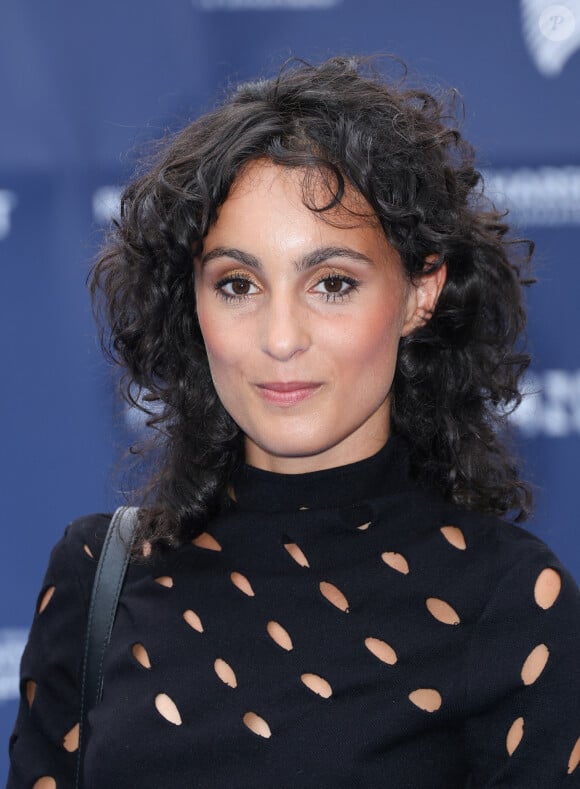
[0,629,28,703]
[539,3,577,39]
[521,0,580,75]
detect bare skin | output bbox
[195,160,446,474]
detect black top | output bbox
[8,439,580,787]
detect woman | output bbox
[8,57,580,787]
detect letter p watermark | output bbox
[539,3,576,40]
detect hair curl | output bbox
[90,56,533,550]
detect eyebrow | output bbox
[200,246,375,271]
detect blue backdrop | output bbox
[1,0,579,774]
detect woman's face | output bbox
[194,160,444,473]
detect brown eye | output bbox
[217,277,258,299]
[312,275,357,299]
[231,279,251,295]
[324,277,343,293]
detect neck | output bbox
[244,428,391,475]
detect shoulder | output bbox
[42,512,112,558]
[9,514,113,781]
[392,480,580,618]
[447,505,570,576]
[439,517,580,781]
[41,513,113,606]
[398,482,567,578]
[19,513,115,690]
[435,504,580,625]
[55,511,112,557]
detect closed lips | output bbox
[256,382,322,405]
[257,382,320,392]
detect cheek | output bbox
[341,300,406,376]
[201,328,230,366]
[195,302,236,379]
[196,288,228,353]
[199,329,243,418]
[203,337,238,390]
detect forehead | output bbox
[198,160,401,273]
[226,159,376,225]
[200,160,395,270]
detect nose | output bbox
[260,296,310,362]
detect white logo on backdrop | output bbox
[483,166,580,227]
[92,186,122,224]
[194,0,341,9]
[0,190,18,241]
[511,370,580,436]
[0,629,28,703]
[521,0,580,75]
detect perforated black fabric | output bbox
[8,440,580,788]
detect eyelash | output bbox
[213,272,360,303]
[214,275,259,302]
[313,274,359,302]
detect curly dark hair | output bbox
[90,56,533,550]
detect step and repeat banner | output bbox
[1,0,579,770]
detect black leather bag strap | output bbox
[74,506,139,788]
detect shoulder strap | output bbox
[75,506,139,788]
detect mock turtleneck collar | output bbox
[230,436,411,513]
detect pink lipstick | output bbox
[256,382,321,406]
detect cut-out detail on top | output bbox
[534,568,561,610]
[192,532,222,552]
[301,673,333,698]
[439,526,466,550]
[521,643,549,686]
[381,552,409,575]
[214,658,237,688]
[506,717,524,756]
[38,586,55,615]
[183,609,204,633]
[426,597,460,625]
[243,711,271,738]
[267,620,293,651]
[357,522,371,531]
[83,543,94,559]
[231,571,255,597]
[568,736,580,774]
[132,643,152,669]
[154,576,174,588]
[25,679,37,708]
[364,637,397,665]
[319,581,349,612]
[33,778,56,789]
[155,693,182,726]
[408,688,442,712]
[63,722,79,752]
[284,542,310,568]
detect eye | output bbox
[215,276,260,300]
[311,274,358,300]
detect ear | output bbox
[401,257,447,337]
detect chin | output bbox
[245,426,360,472]
[261,437,328,460]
